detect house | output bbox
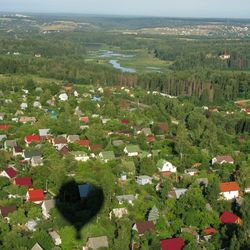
[39,129,50,138]
[80,116,89,124]
[84,236,109,250]
[31,156,43,167]
[112,140,124,147]
[23,150,42,161]
[185,168,199,176]
[0,166,17,179]
[136,175,152,185]
[109,208,128,219]
[14,177,32,188]
[33,101,42,108]
[133,221,155,236]
[0,124,10,131]
[19,116,36,124]
[121,119,129,125]
[160,237,185,250]
[71,151,89,161]
[26,188,44,204]
[91,96,101,102]
[147,135,155,143]
[52,136,67,149]
[203,228,217,241]
[78,184,93,199]
[31,243,44,250]
[26,219,39,231]
[42,200,55,219]
[59,93,68,101]
[99,151,115,162]
[0,205,17,218]
[116,195,136,205]
[219,182,240,200]
[20,102,28,110]
[59,146,70,156]
[13,146,23,156]
[25,134,41,145]
[168,188,188,199]
[67,135,80,143]
[241,108,250,115]
[220,211,242,224]
[78,139,90,147]
[124,145,140,157]
[4,140,17,150]
[89,144,102,153]
[158,123,168,134]
[212,155,234,165]
[157,159,177,175]
[141,127,152,136]
[49,230,62,246]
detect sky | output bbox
[0,0,250,19]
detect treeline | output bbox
[154,39,250,70]
[117,71,250,104]
[0,55,118,84]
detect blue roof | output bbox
[78,184,92,198]
[91,96,101,102]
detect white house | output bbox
[41,200,55,219]
[116,195,136,205]
[109,208,128,219]
[219,182,240,200]
[20,102,28,110]
[136,175,152,185]
[59,93,68,101]
[157,159,177,173]
[49,230,62,246]
[71,151,89,162]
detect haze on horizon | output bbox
[0,0,250,19]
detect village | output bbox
[0,80,250,250]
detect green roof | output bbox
[72,151,87,156]
[100,151,115,160]
[125,145,140,153]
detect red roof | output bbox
[15,177,32,187]
[121,119,129,125]
[147,135,155,143]
[135,221,155,235]
[160,238,185,250]
[25,135,41,144]
[220,182,240,192]
[203,228,217,235]
[220,211,241,224]
[90,144,101,152]
[80,117,89,123]
[0,205,17,217]
[0,124,10,130]
[4,167,17,179]
[159,123,168,133]
[78,139,90,147]
[27,189,44,202]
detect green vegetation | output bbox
[0,13,250,250]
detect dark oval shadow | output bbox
[55,180,104,239]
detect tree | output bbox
[175,123,191,158]
[148,206,159,223]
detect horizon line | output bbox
[0,11,250,20]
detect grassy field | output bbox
[87,47,173,74]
